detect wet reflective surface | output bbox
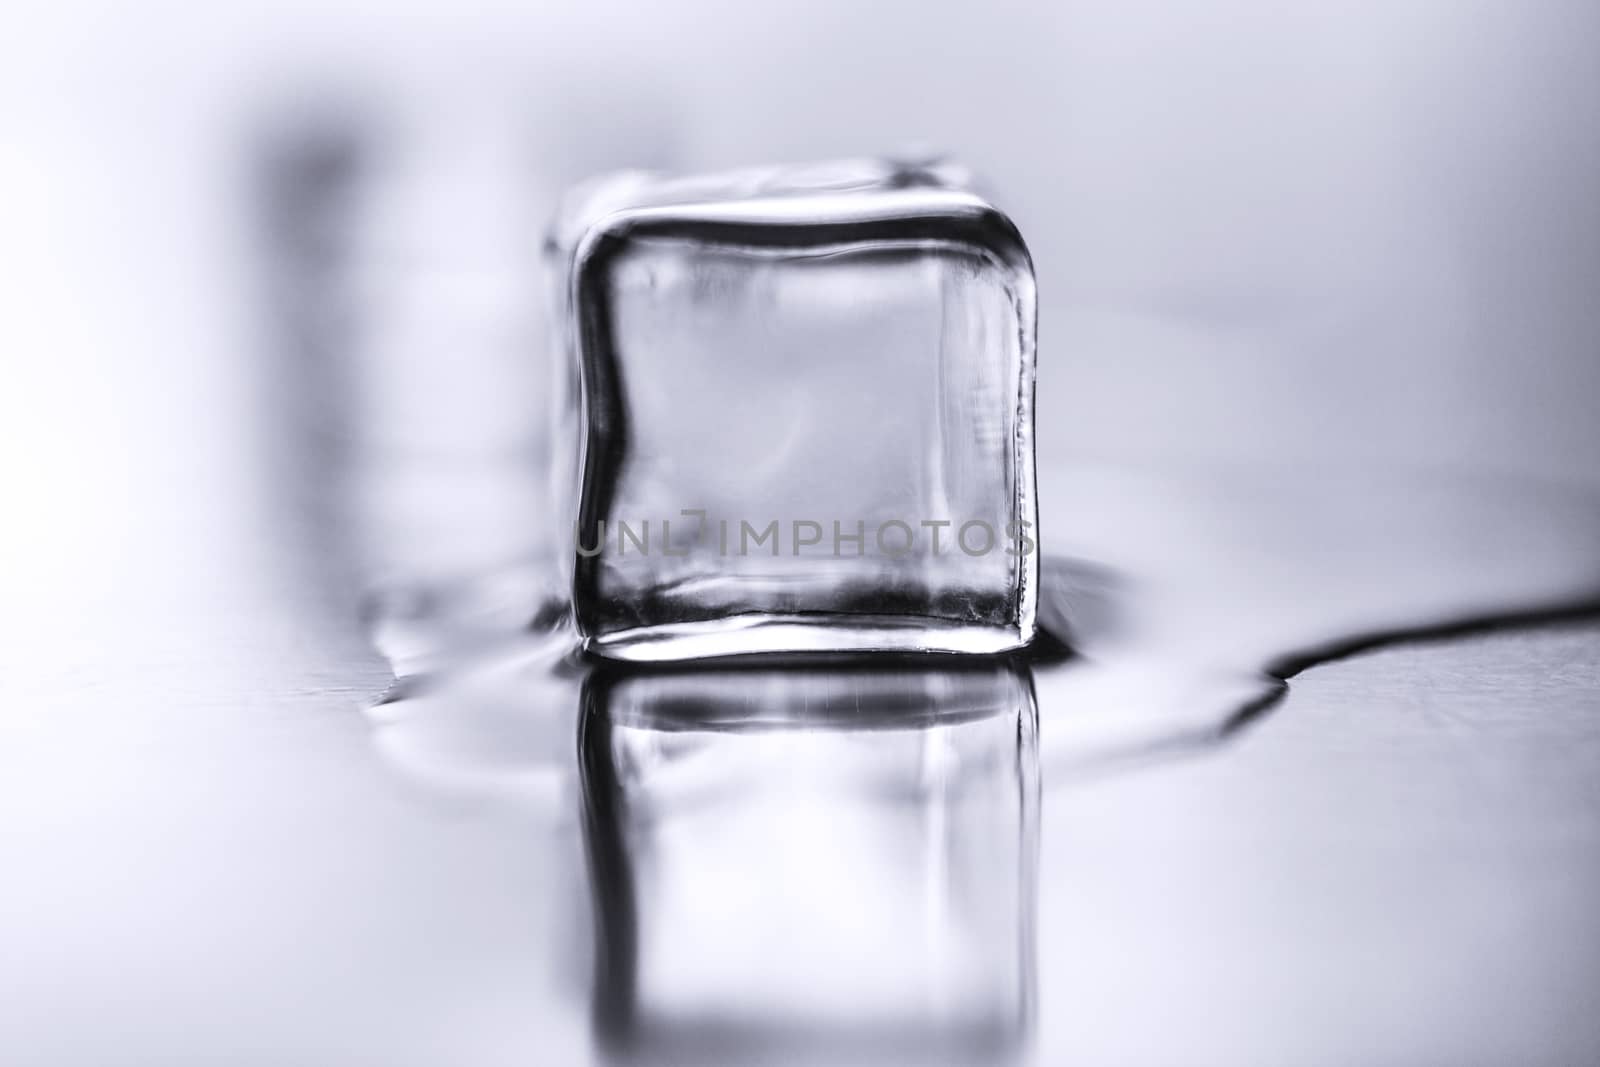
[580,662,1037,1066]
[6,10,1600,1060]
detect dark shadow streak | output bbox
[577,689,638,1046]
[1220,594,1600,740]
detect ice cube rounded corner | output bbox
[547,158,1039,663]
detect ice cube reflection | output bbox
[579,659,1039,1066]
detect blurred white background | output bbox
[7,0,1600,621]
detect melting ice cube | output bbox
[549,159,1038,660]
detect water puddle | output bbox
[254,117,1600,1064]
[359,462,1600,798]
[345,455,1600,1065]
[253,115,1600,797]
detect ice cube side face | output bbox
[554,162,1038,661]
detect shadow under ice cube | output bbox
[551,159,1038,661]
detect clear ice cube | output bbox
[548,159,1038,661]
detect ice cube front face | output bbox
[550,160,1038,662]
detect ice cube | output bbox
[548,158,1038,661]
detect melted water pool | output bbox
[364,461,1600,791]
[252,123,1600,1065]
[354,457,1600,1065]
